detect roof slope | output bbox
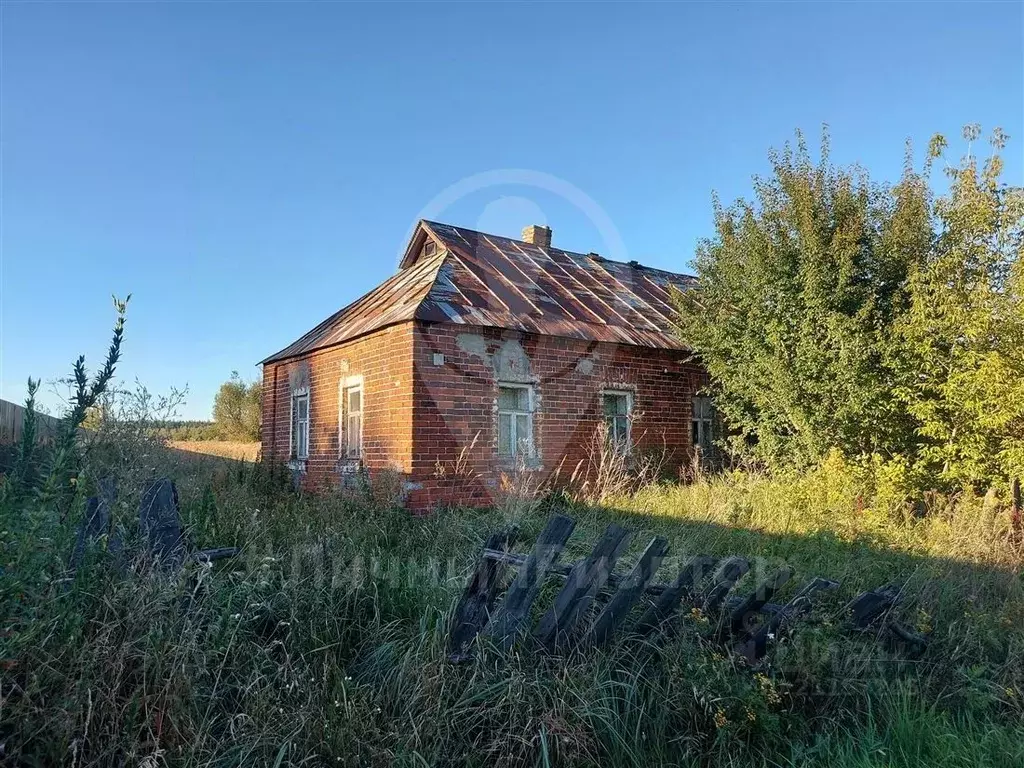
[262,220,695,364]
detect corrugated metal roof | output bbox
[261,220,696,364]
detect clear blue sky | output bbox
[2,2,1021,420]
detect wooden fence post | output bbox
[633,556,717,637]
[448,526,518,661]
[139,478,186,569]
[534,523,632,649]
[483,514,576,652]
[585,535,669,647]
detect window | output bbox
[497,384,534,458]
[602,390,632,450]
[343,383,362,458]
[291,389,309,460]
[692,395,714,454]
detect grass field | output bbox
[168,439,261,461]
[2,446,1022,766]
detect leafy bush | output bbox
[676,125,1023,492]
[212,371,262,441]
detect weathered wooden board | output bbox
[585,535,669,647]
[139,478,187,569]
[453,516,928,663]
[735,576,838,662]
[448,526,518,661]
[535,523,632,649]
[70,477,117,572]
[633,555,718,636]
[701,557,751,611]
[846,584,901,629]
[483,514,575,652]
[725,567,794,636]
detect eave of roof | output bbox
[259,249,446,364]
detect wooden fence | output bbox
[0,398,62,445]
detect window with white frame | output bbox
[497,383,534,458]
[692,395,715,454]
[340,380,363,459]
[602,390,632,450]
[291,389,309,460]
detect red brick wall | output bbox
[408,322,707,509]
[261,320,707,508]
[261,322,415,488]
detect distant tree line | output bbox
[676,125,1022,492]
[152,420,222,441]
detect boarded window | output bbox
[497,384,533,458]
[602,391,632,450]
[692,395,714,454]
[291,391,309,460]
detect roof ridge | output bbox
[421,219,696,280]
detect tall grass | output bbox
[2,433,1022,766]
[1,308,1022,766]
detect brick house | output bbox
[260,220,712,510]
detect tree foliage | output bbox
[212,372,262,442]
[893,126,1024,488]
[676,126,1023,489]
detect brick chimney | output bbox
[521,224,552,248]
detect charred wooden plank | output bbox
[447,526,519,662]
[585,536,669,647]
[70,476,117,572]
[139,478,187,569]
[735,576,839,662]
[846,584,901,629]
[535,523,631,650]
[482,549,573,578]
[701,557,750,612]
[633,556,718,636]
[484,514,576,652]
[886,621,929,659]
[726,567,794,637]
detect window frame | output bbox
[290,387,310,461]
[338,375,364,460]
[601,389,634,452]
[691,395,714,454]
[497,382,535,459]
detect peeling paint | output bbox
[493,339,532,382]
[288,361,311,391]
[575,357,595,376]
[456,333,490,363]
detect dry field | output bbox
[167,439,260,461]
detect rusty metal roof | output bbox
[261,220,696,364]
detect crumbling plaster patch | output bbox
[288,360,310,392]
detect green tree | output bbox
[674,129,931,468]
[893,126,1024,488]
[212,371,262,441]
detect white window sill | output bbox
[287,459,307,472]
